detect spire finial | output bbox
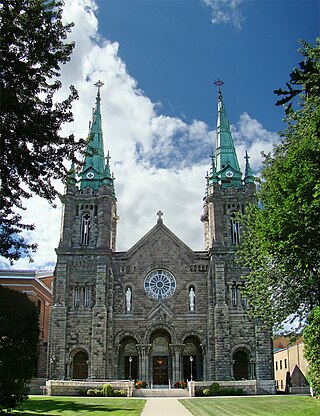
[214,79,224,96]
[94,80,104,95]
[244,150,250,163]
[157,210,164,222]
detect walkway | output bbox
[141,397,193,416]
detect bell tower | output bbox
[58,80,118,252]
[201,80,256,250]
[49,82,117,380]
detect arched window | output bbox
[230,212,240,244]
[84,286,90,308]
[231,285,237,306]
[74,286,80,308]
[80,213,91,245]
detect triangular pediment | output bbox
[126,220,194,263]
[147,302,174,321]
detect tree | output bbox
[0,0,85,263]
[237,38,320,330]
[0,286,39,413]
[303,307,320,398]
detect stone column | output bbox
[170,344,184,384]
[136,344,151,382]
[214,261,231,380]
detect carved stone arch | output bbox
[115,331,141,380]
[231,344,254,380]
[181,332,204,381]
[114,330,142,347]
[143,323,177,344]
[69,346,90,380]
[181,330,205,346]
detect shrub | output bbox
[203,388,210,396]
[102,384,114,397]
[113,389,126,397]
[86,389,96,396]
[209,382,220,395]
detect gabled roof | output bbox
[126,219,194,261]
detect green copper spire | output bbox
[80,81,114,192]
[244,150,255,184]
[214,80,242,188]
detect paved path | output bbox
[141,398,192,416]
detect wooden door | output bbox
[153,356,168,385]
[73,351,88,379]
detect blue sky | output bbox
[97,0,318,132]
[2,0,319,270]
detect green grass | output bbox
[180,396,320,416]
[12,396,146,416]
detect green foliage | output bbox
[113,389,126,397]
[303,307,320,398]
[102,383,114,397]
[209,382,221,395]
[206,383,244,396]
[237,38,320,330]
[0,0,85,263]
[0,286,39,413]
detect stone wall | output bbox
[46,380,134,397]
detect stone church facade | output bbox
[48,81,273,386]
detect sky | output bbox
[2,0,319,270]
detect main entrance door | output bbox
[153,356,168,385]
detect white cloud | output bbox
[202,0,244,29]
[1,0,278,270]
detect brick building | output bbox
[0,269,53,377]
[47,82,274,388]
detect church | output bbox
[47,81,273,387]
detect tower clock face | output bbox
[144,269,176,300]
[86,172,95,179]
[226,170,233,178]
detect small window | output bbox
[280,379,283,389]
[74,287,80,307]
[280,360,282,370]
[230,213,240,244]
[84,286,90,308]
[80,213,91,245]
[284,359,287,369]
[275,361,278,371]
[232,285,237,306]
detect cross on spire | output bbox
[157,210,164,221]
[244,150,250,163]
[214,79,224,94]
[94,80,104,95]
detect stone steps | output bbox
[134,388,189,397]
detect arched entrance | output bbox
[182,336,203,381]
[119,337,138,380]
[233,349,249,380]
[72,350,88,379]
[150,331,171,385]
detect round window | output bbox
[144,269,176,300]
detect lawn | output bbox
[12,396,146,416]
[180,396,320,416]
